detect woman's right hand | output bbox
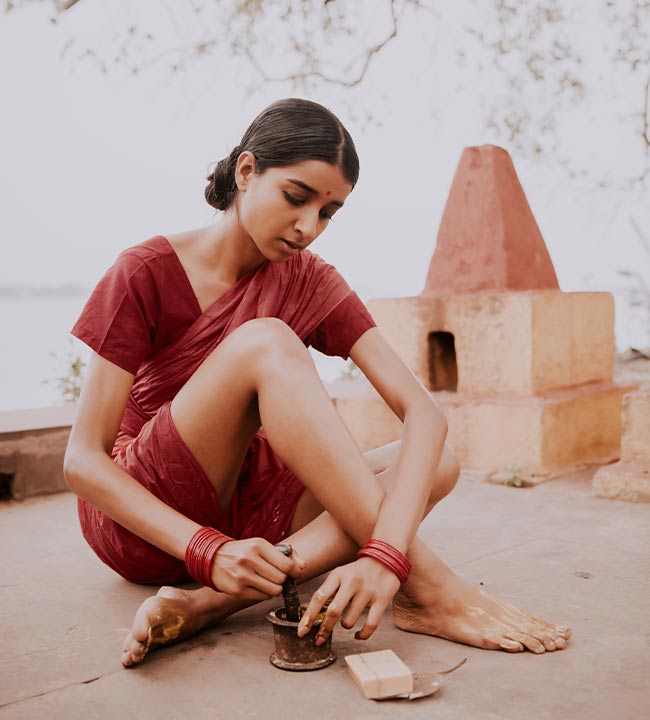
[211,538,306,600]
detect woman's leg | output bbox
[123,316,381,666]
[284,448,570,654]
[121,319,570,664]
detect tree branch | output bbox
[641,75,650,152]
[52,0,82,10]
[245,0,399,88]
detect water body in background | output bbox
[1,289,647,412]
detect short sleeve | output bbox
[305,291,377,360]
[71,250,159,374]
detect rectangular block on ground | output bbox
[345,649,413,699]
[0,427,71,500]
[621,389,650,463]
[592,461,650,503]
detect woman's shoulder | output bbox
[106,236,185,291]
[291,248,339,273]
[116,235,175,267]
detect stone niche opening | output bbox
[428,331,458,391]
[0,473,14,501]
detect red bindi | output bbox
[325,191,331,196]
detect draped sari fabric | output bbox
[117,247,353,449]
[72,238,376,584]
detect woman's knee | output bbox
[368,439,459,505]
[223,318,313,371]
[431,445,460,502]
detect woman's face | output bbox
[234,153,354,260]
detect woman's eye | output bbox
[284,192,304,206]
[284,190,334,221]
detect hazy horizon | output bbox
[2,1,649,409]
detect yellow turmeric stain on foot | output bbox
[160,614,185,642]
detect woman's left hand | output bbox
[297,557,401,645]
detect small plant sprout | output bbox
[45,337,87,403]
[491,459,532,488]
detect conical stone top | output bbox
[421,145,559,295]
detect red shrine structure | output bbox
[331,145,631,479]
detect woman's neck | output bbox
[197,211,267,284]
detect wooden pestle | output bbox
[274,543,302,622]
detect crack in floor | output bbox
[0,669,121,709]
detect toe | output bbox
[498,637,525,652]
[128,644,146,666]
[554,636,567,650]
[527,625,557,651]
[537,634,557,652]
[120,630,148,667]
[508,633,546,654]
[121,648,134,667]
[121,633,133,654]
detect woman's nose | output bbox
[294,209,318,242]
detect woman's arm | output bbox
[348,326,448,553]
[298,326,448,642]
[64,353,202,558]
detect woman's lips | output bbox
[281,238,302,251]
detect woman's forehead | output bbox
[272,160,352,197]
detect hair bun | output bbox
[204,157,235,211]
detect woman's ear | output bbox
[235,151,257,192]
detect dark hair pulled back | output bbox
[205,98,359,211]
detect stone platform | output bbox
[593,388,650,502]
[0,405,74,500]
[1,467,648,719]
[353,291,628,475]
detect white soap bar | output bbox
[344,649,414,699]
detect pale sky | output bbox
[1,1,649,403]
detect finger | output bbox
[241,570,283,598]
[289,549,308,578]
[298,575,340,638]
[340,593,370,630]
[247,555,288,586]
[219,572,281,599]
[356,597,388,640]
[260,541,298,575]
[315,588,354,646]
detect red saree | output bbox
[71,236,376,584]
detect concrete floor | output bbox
[1,469,649,720]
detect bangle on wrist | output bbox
[185,526,233,591]
[357,538,412,585]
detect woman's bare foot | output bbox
[121,586,249,667]
[393,573,572,654]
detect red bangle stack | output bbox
[185,526,233,591]
[357,538,412,585]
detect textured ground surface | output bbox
[1,467,649,720]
